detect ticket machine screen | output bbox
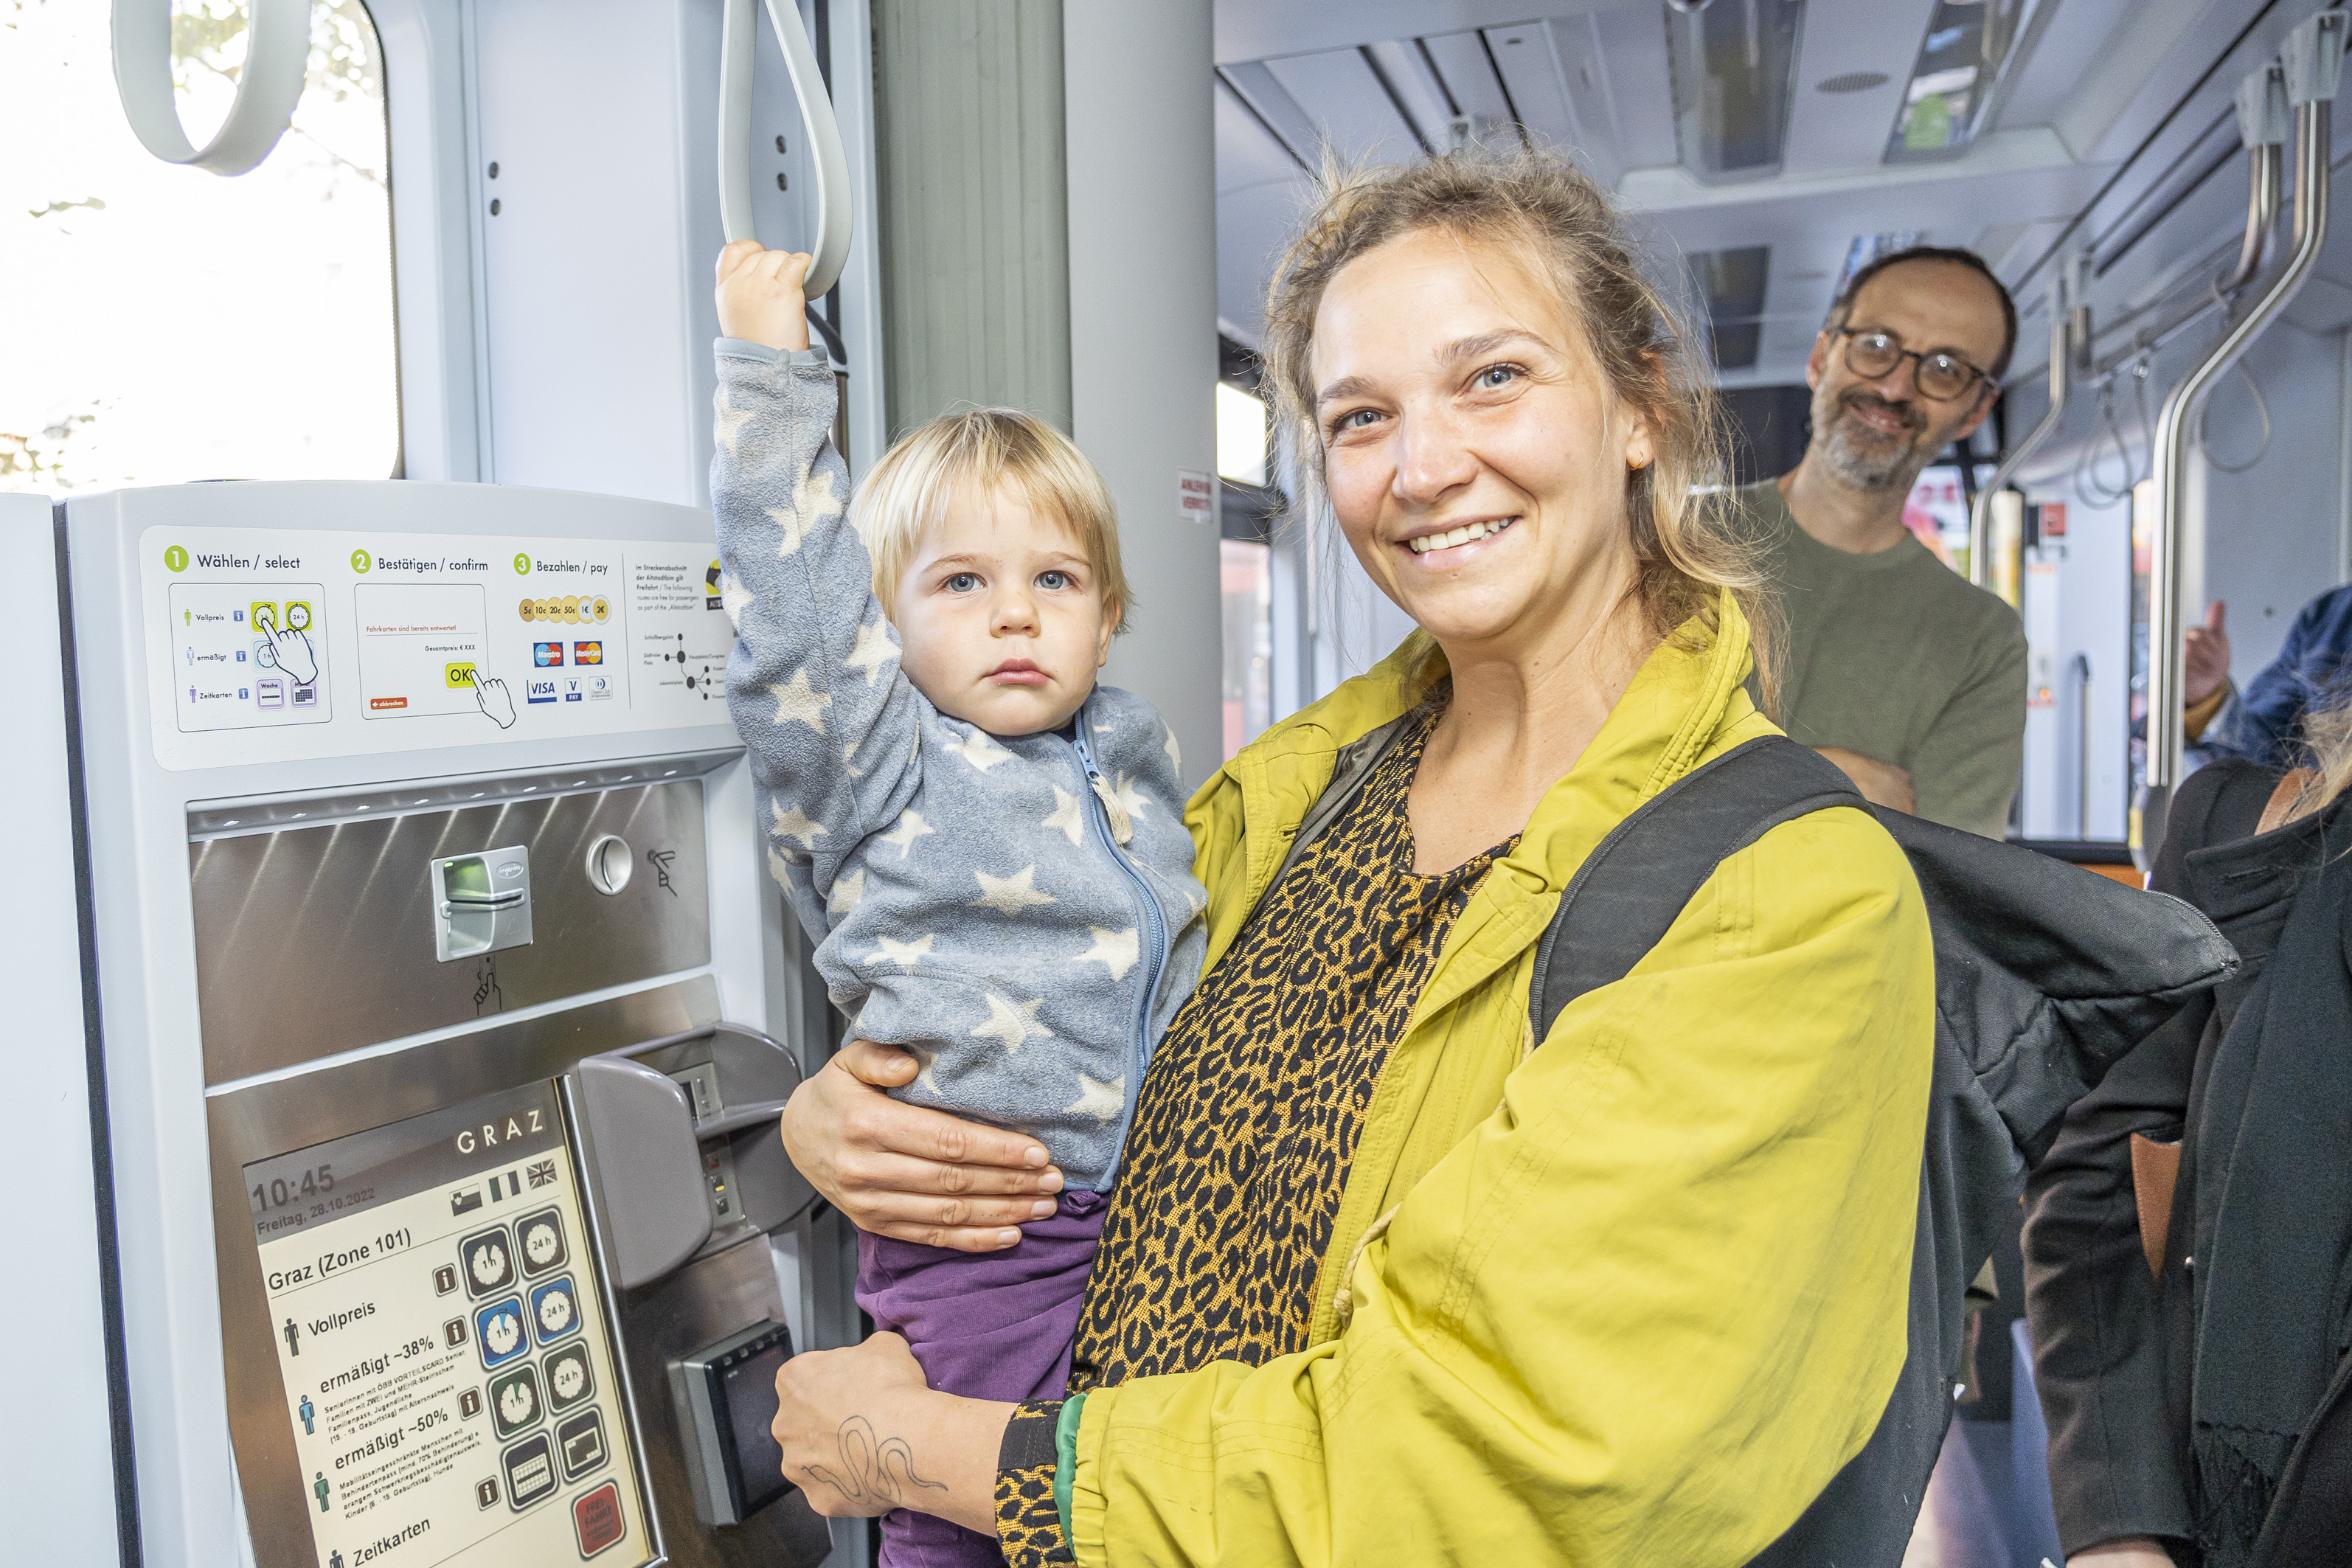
[245,1082,651,1567]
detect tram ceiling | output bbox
[1210,0,2327,390]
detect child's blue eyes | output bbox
[938,570,1079,594]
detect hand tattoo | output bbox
[799,1415,948,1510]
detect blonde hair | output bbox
[2289,698,2352,823]
[1258,145,1774,695]
[852,409,1132,626]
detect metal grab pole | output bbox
[2138,13,2342,868]
[2221,65,2289,294]
[1968,301,2071,589]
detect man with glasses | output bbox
[1737,244,2028,839]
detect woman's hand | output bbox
[771,1333,1010,1533]
[779,1040,1064,1250]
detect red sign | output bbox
[369,696,408,711]
[573,1480,625,1557]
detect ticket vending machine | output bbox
[13,481,856,1567]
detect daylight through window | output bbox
[1,0,398,493]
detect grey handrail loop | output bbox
[111,0,311,176]
[718,0,853,302]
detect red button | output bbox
[572,1480,625,1557]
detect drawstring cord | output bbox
[1331,1205,1401,1332]
[1089,771,1135,844]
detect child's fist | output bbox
[716,240,813,353]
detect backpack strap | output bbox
[1530,736,1866,1042]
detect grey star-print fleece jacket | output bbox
[710,339,1207,1191]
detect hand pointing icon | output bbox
[469,672,518,729]
[253,606,319,686]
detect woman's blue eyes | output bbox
[1329,366,1524,435]
[945,573,979,592]
[1038,570,1072,590]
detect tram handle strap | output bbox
[720,0,855,304]
[111,0,311,176]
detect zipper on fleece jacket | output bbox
[1069,709,1170,1190]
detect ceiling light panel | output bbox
[1485,26,1584,157]
[1263,49,1425,163]
[1665,0,1808,184]
[1420,30,1517,126]
[1218,61,1322,166]
[1595,4,1681,166]
[1362,38,1452,150]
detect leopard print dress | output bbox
[995,702,1511,1564]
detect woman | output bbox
[2025,710,2352,1568]
[769,148,1936,1565]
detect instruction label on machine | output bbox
[144,528,737,769]
[246,1082,651,1567]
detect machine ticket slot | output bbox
[245,1083,651,1567]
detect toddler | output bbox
[708,242,1207,1567]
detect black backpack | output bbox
[1530,736,2235,1566]
[1280,723,2236,1565]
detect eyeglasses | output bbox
[1836,328,1988,403]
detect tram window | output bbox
[1904,462,1991,577]
[0,0,396,493]
[1221,539,1272,760]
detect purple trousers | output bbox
[855,1189,1106,1568]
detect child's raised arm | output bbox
[712,243,921,908]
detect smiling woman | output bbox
[766,145,1938,1568]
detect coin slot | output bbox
[585,834,633,896]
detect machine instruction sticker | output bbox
[167,581,332,730]
[246,1083,651,1567]
[143,527,733,769]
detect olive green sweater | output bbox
[1741,478,2027,839]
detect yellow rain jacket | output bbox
[1066,596,1936,1566]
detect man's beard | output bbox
[1815,389,1933,493]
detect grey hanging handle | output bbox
[718,0,853,301]
[111,0,311,176]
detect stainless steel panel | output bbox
[192,781,712,1084]
[615,1243,833,1566]
[212,979,718,1568]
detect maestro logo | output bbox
[513,552,532,576]
[163,544,188,572]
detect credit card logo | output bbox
[533,642,563,667]
[527,679,558,704]
[572,642,602,665]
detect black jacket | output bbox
[2025,759,2352,1567]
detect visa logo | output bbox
[563,679,583,703]
[527,679,558,704]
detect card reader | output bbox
[670,1319,796,1527]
